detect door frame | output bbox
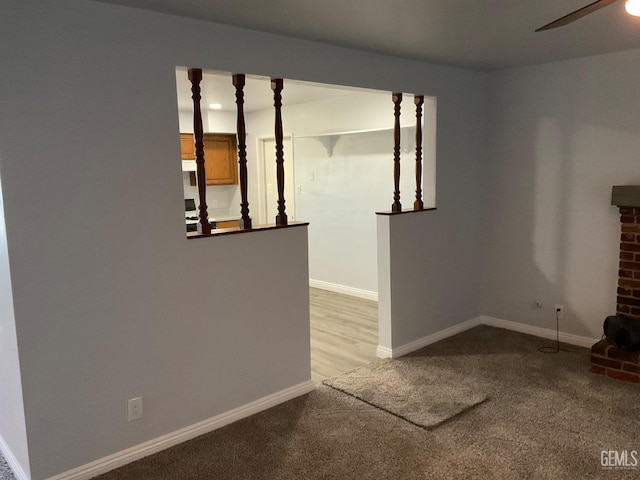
[255,134,295,225]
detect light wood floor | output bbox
[309,287,378,383]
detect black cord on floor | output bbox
[537,309,560,354]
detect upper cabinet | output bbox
[181,133,239,185]
[203,133,238,185]
[180,133,195,160]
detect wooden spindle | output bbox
[272,78,288,226]
[233,74,252,230]
[413,95,424,211]
[188,68,211,235]
[392,92,402,213]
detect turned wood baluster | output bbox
[233,74,252,230]
[413,95,424,211]
[392,92,402,213]
[272,78,288,226]
[188,68,211,235]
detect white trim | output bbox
[376,345,393,358]
[46,381,314,480]
[309,279,378,301]
[296,124,414,139]
[378,317,482,358]
[0,434,29,480]
[255,134,295,225]
[378,315,599,359]
[41,316,598,480]
[478,315,599,348]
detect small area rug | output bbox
[322,357,488,429]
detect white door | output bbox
[261,137,295,224]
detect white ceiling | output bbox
[94,0,640,71]
[174,68,377,112]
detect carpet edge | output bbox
[322,377,488,431]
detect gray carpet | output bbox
[322,357,488,429]
[92,325,640,479]
[19,326,640,479]
[0,452,16,480]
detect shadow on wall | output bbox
[481,54,640,340]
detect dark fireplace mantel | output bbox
[612,186,640,207]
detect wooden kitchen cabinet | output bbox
[203,133,238,185]
[185,133,239,186]
[215,220,239,229]
[180,133,195,159]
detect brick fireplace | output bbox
[590,186,640,383]
[614,207,640,319]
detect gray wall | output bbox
[482,49,640,339]
[0,0,488,478]
[377,71,488,348]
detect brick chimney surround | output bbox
[590,186,640,384]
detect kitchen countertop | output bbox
[185,215,240,224]
[211,215,240,222]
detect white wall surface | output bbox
[245,93,437,295]
[378,199,485,348]
[178,80,438,295]
[374,69,487,350]
[482,49,640,339]
[375,75,487,349]
[0,169,30,479]
[0,0,487,478]
[246,93,437,224]
[295,132,391,294]
[377,208,480,351]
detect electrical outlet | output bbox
[555,304,564,321]
[128,397,143,421]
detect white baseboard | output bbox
[376,315,599,359]
[0,434,29,480]
[41,316,598,479]
[377,317,482,358]
[479,315,599,348]
[47,380,315,480]
[309,279,378,301]
[376,345,393,358]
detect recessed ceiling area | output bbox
[175,68,382,113]
[94,0,640,70]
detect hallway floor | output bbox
[309,287,378,383]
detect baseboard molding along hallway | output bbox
[377,316,600,359]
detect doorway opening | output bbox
[257,136,296,223]
[175,67,436,383]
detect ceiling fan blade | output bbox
[536,0,619,32]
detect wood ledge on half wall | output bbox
[187,221,309,239]
[376,207,437,216]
